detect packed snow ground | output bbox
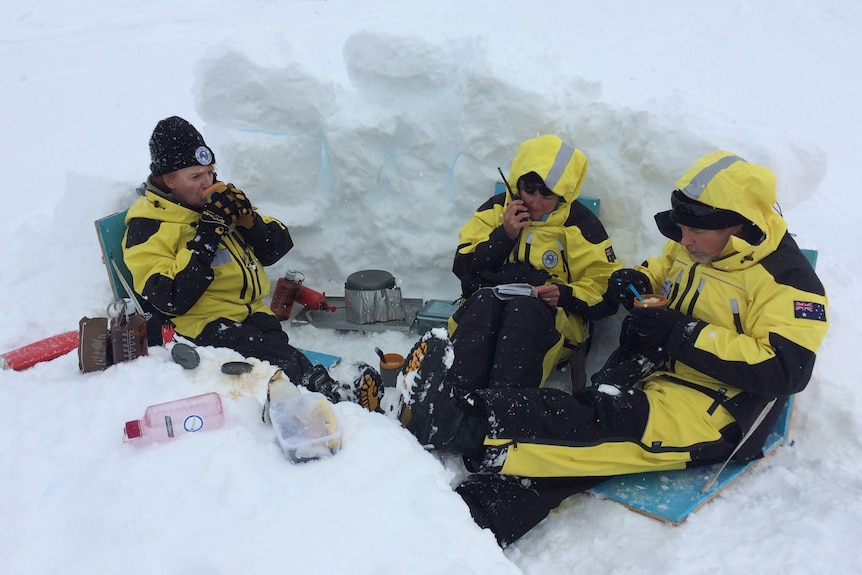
[1,2,860,574]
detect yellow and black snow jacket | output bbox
[452,135,621,354]
[640,151,829,456]
[123,179,292,339]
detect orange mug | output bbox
[632,294,668,336]
[379,352,405,387]
[632,294,668,309]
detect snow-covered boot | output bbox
[304,363,382,413]
[397,330,463,448]
[354,362,383,413]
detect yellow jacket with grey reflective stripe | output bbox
[453,135,620,348]
[642,152,828,401]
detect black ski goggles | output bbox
[670,189,747,230]
[671,189,724,218]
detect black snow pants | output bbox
[192,311,313,384]
[448,289,560,391]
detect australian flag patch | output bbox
[794,300,826,321]
[605,246,617,263]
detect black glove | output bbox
[628,306,689,350]
[201,183,253,229]
[591,314,663,387]
[225,184,255,229]
[608,269,652,311]
[186,218,225,262]
[591,349,665,388]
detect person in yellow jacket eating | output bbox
[396,150,829,546]
[123,116,381,413]
[448,134,621,390]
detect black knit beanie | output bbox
[149,116,215,176]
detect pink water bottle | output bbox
[123,392,225,443]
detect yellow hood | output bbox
[508,135,588,204]
[656,151,788,269]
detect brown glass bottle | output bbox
[108,298,149,363]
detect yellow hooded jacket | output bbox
[122,180,292,339]
[645,151,828,400]
[452,135,621,373]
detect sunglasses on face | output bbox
[519,182,557,198]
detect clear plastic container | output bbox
[124,392,224,443]
[270,392,341,463]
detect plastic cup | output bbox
[632,294,668,308]
[379,352,405,387]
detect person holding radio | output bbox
[122,116,381,414]
[447,134,621,391]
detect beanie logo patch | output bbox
[195,146,213,166]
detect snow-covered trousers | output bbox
[447,289,560,390]
[192,311,313,384]
[452,381,742,545]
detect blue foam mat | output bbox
[296,347,341,369]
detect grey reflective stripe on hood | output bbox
[680,155,745,201]
[544,141,575,190]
